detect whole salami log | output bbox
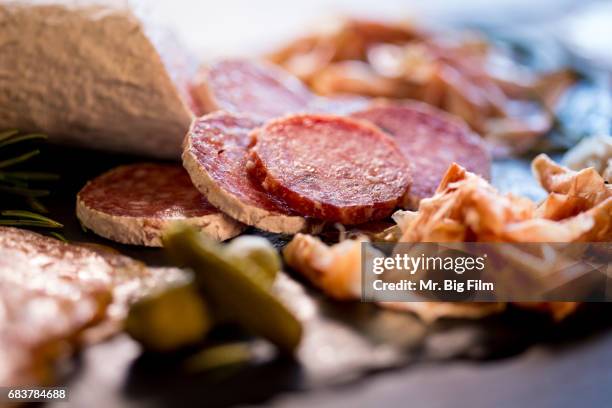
[0,0,195,158]
[77,163,244,246]
[183,112,308,233]
[352,101,491,206]
[248,114,412,224]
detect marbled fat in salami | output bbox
[352,101,491,205]
[248,114,412,224]
[183,112,308,233]
[77,163,243,246]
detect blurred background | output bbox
[136,0,612,69]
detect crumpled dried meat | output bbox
[396,155,611,243]
[511,302,579,322]
[285,156,608,322]
[269,18,575,153]
[269,18,422,82]
[563,135,612,183]
[527,154,611,241]
[396,163,536,243]
[283,233,366,300]
[283,233,508,322]
[393,156,609,319]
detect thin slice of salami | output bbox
[189,59,370,120]
[351,101,491,205]
[248,114,412,224]
[190,59,314,120]
[183,112,308,233]
[77,163,243,246]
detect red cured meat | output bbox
[77,163,243,246]
[190,59,314,120]
[352,101,491,205]
[190,59,370,119]
[248,114,412,224]
[79,164,216,218]
[183,112,307,233]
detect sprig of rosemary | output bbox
[0,130,63,233]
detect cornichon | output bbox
[125,283,211,352]
[183,342,252,373]
[224,235,280,286]
[163,224,302,354]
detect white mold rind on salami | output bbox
[0,0,194,158]
[77,163,244,246]
[183,112,308,234]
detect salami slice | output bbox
[183,112,308,233]
[248,114,412,224]
[190,59,314,120]
[189,59,371,120]
[351,101,491,205]
[77,163,243,246]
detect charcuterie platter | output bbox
[1,1,611,406]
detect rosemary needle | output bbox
[0,210,63,228]
[0,220,62,228]
[0,185,49,197]
[0,129,62,232]
[1,171,60,181]
[0,149,40,169]
[48,231,68,242]
[0,130,18,142]
[3,178,29,188]
[0,133,47,149]
[26,197,49,214]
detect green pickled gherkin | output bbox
[125,283,211,352]
[163,224,302,354]
[183,342,252,373]
[225,235,280,287]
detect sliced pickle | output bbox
[125,283,211,352]
[183,343,252,373]
[225,235,280,285]
[163,224,302,354]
